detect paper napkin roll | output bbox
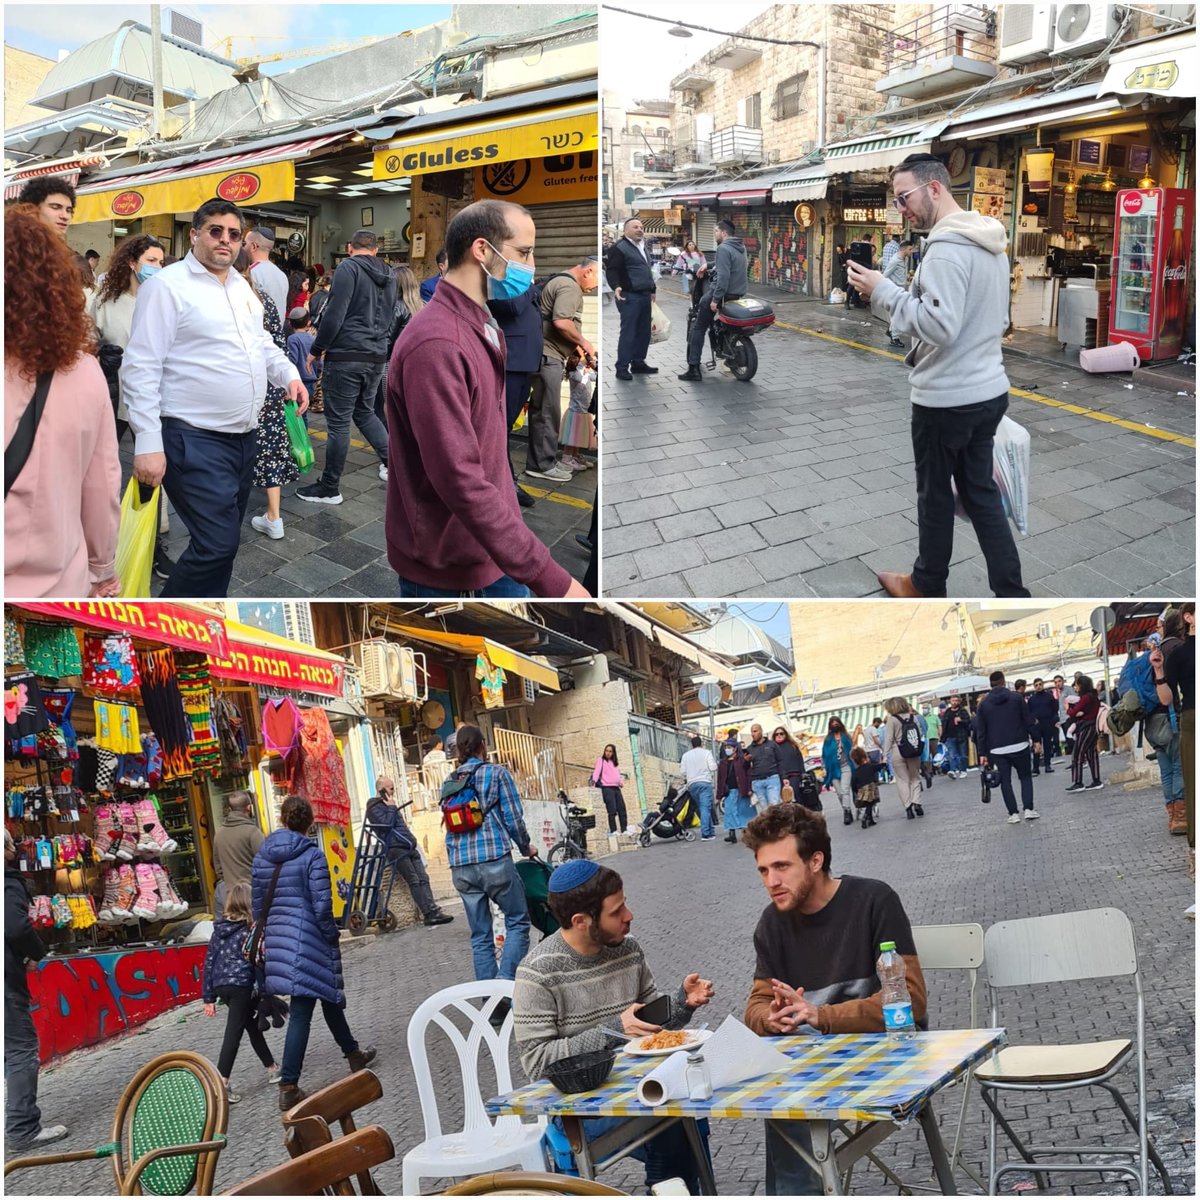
[637,1051,691,1106]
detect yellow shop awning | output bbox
[73,132,342,224]
[389,625,560,692]
[374,103,596,180]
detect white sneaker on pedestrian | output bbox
[251,514,285,540]
[1006,813,1021,824]
[526,464,573,482]
[20,1125,69,1149]
[624,825,638,836]
[1023,809,1040,820]
[378,463,388,482]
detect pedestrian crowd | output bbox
[4,178,595,599]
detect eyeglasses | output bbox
[202,224,243,242]
[894,180,935,210]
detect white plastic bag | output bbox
[951,415,1031,535]
[829,288,846,305]
[649,300,671,344]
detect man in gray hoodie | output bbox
[679,219,748,381]
[848,153,1028,599]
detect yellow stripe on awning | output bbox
[389,625,560,692]
[73,159,294,224]
[374,104,597,180]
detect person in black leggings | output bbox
[1065,676,1103,792]
[591,743,629,834]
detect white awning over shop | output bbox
[823,125,935,173]
[772,166,830,203]
[1099,32,1194,101]
[934,83,1133,142]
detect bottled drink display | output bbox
[1159,201,1187,349]
[878,941,917,1040]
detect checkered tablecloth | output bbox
[488,1028,1006,1124]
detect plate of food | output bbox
[621,1029,713,1057]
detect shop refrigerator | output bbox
[1109,187,1193,362]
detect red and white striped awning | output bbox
[4,155,107,201]
[76,133,345,196]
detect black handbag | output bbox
[242,863,283,968]
[5,372,53,498]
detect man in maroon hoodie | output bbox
[385,200,588,598]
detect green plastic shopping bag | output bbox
[284,400,314,472]
[115,479,158,598]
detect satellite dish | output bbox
[287,231,305,253]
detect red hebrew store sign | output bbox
[18,601,229,657]
[209,637,345,699]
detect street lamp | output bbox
[667,24,693,38]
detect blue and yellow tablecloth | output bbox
[488,1028,1006,1124]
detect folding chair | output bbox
[976,907,1173,1195]
[840,923,986,1195]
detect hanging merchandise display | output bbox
[291,707,352,826]
[83,633,141,694]
[92,700,142,754]
[175,654,222,775]
[214,694,248,775]
[6,615,25,667]
[136,647,195,781]
[6,671,49,758]
[475,652,507,709]
[23,622,82,679]
[261,696,302,757]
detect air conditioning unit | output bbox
[1052,3,1121,54]
[1037,622,1052,639]
[1152,3,1195,27]
[768,148,782,163]
[998,4,1057,63]
[501,676,539,706]
[354,641,424,701]
[357,641,393,697]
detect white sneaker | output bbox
[251,514,285,540]
[1186,904,1195,920]
[378,463,388,482]
[1023,809,1040,820]
[624,825,638,836]
[1006,813,1021,824]
[19,1124,68,1149]
[526,465,573,482]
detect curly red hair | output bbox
[5,204,93,379]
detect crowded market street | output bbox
[602,286,1196,599]
[8,756,1193,1196]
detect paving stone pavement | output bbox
[120,414,593,599]
[10,752,1193,1196]
[601,290,1196,599]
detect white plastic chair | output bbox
[402,980,547,1195]
[977,907,1174,1196]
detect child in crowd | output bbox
[202,882,280,1103]
[849,747,886,829]
[286,308,322,415]
[558,351,596,474]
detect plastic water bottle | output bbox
[877,941,917,1040]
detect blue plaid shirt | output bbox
[445,758,532,867]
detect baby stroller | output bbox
[515,856,559,941]
[638,780,698,847]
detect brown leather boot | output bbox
[347,1046,377,1073]
[278,1083,306,1113]
[877,571,926,598]
[1168,800,1188,835]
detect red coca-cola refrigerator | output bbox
[1109,187,1193,362]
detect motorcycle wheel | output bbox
[638,830,651,848]
[730,335,758,382]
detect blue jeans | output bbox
[615,291,652,370]
[318,360,389,488]
[751,776,783,809]
[1151,728,1185,804]
[396,575,533,599]
[724,790,756,831]
[689,781,715,837]
[280,994,358,1086]
[553,1114,710,1193]
[944,738,967,774]
[452,856,531,981]
[765,1120,822,1195]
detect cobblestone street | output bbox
[601,288,1196,599]
[11,752,1193,1196]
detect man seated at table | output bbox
[741,804,927,1195]
[513,860,715,1193]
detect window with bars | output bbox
[773,73,807,120]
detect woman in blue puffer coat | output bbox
[252,795,376,1111]
[821,718,856,828]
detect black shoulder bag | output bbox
[243,863,284,968]
[5,372,53,499]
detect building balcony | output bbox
[877,4,998,100]
[711,125,764,167]
[676,140,713,170]
[641,151,677,177]
[670,68,715,94]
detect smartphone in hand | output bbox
[634,994,672,1026]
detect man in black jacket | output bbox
[745,723,784,810]
[298,229,397,504]
[940,696,971,779]
[975,671,1042,824]
[679,220,747,382]
[365,778,453,927]
[1025,678,1059,776]
[604,217,658,381]
[5,830,68,1151]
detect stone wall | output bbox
[4,46,55,131]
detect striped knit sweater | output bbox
[513,931,691,1081]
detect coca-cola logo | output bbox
[216,172,261,203]
[111,191,145,216]
[1120,192,1144,215]
[1163,265,1187,282]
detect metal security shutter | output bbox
[697,211,717,252]
[535,200,599,353]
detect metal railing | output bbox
[884,4,996,72]
[629,713,719,762]
[492,728,566,803]
[676,140,712,168]
[711,125,764,165]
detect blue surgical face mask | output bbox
[484,242,535,300]
[136,263,162,284]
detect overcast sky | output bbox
[601,2,774,101]
[4,3,450,74]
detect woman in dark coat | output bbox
[252,795,375,1111]
[772,727,820,812]
[716,730,755,843]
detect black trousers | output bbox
[1072,721,1100,785]
[159,420,257,598]
[600,786,628,833]
[504,371,534,485]
[615,291,652,370]
[213,985,275,1079]
[1032,721,1056,771]
[992,749,1034,815]
[4,997,42,1146]
[910,394,1029,598]
[388,847,438,917]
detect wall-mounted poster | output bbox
[1106,143,1128,171]
[971,192,1005,218]
[974,166,1007,194]
[1129,144,1151,171]
[1054,139,1073,162]
[1076,139,1102,166]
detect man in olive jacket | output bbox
[212,790,264,917]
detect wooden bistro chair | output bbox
[4,1050,228,1195]
[281,1069,385,1195]
[440,1170,627,1195]
[226,1126,394,1196]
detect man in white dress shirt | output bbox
[121,198,308,597]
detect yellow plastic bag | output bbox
[115,478,159,598]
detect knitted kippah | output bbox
[548,859,602,893]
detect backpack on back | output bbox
[897,714,923,759]
[439,764,494,834]
[533,272,576,319]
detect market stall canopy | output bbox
[73,133,344,224]
[388,626,560,692]
[1099,31,1194,101]
[822,123,938,173]
[933,83,1129,143]
[209,621,347,700]
[651,626,734,685]
[17,600,228,658]
[917,673,991,701]
[771,164,830,203]
[4,155,108,202]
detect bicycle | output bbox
[546,790,596,866]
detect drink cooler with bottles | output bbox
[1108,187,1193,362]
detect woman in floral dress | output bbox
[249,291,299,540]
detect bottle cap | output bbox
[880,940,896,952]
